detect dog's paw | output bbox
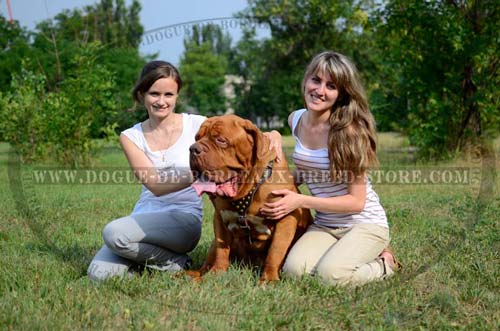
[179,270,203,282]
[259,272,280,284]
[258,277,280,287]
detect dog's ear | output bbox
[239,118,271,162]
[195,122,208,141]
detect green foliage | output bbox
[27,0,143,92]
[49,43,118,166]
[95,47,148,131]
[179,25,232,115]
[0,0,148,165]
[0,43,118,166]
[3,0,498,165]
[35,0,143,49]
[0,1,147,137]
[0,16,31,96]
[0,69,47,162]
[379,0,500,158]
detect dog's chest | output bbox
[220,210,272,237]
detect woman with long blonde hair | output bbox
[261,51,400,286]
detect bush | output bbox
[0,69,48,162]
[0,43,118,166]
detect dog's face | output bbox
[190,115,270,197]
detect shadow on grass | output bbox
[8,148,90,277]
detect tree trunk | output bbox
[455,1,483,150]
[456,62,480,150]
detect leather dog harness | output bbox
[230,160,274,240]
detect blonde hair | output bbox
[302,51,378,181]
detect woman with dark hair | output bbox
[87,61,206,280]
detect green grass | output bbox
[1,133,499,330]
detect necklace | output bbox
[146,115,183,163]
[147,120,169,163]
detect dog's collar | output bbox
[231,160,274,219]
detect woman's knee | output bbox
[282,255,309,277]
[87,246,132,281]
[87,260,130,282]
[102,221,130,252]
[87,261,108,281]
[186,222,202,252]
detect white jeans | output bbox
[282,223,392,286]
[87,211,201,281]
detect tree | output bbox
[0,15,31,93]
[0,0,148,165]
[0,43,118,166]
[379,0,500,158]
[31,0,143,84]
[26,0,147,134]
[179,24,232,115]
[34,0,143,49]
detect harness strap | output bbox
[230,160,274,235]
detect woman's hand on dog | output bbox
[260,189,303,220]
[264,130,283,163]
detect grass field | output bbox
[1,134,499,330]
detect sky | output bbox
[0,0,269,65]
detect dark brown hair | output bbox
[131,60,182,106]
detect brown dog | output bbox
[189,114,312,282]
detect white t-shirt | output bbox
[292,108,388,228]
[121,113,206,218]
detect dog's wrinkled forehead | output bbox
[195,117,245,141]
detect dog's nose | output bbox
[190,143,202,156]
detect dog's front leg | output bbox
[260,214,298,282]
[208,210,232,273]
[185,235,218,280]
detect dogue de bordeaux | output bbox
[189,114,312,282]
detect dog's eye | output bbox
[215,137,227,147]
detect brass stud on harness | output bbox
[230,160,274,234]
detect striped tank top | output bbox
[291,108,388,228]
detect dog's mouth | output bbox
[192,175,239,197]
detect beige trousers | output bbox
[282,223,393,286]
